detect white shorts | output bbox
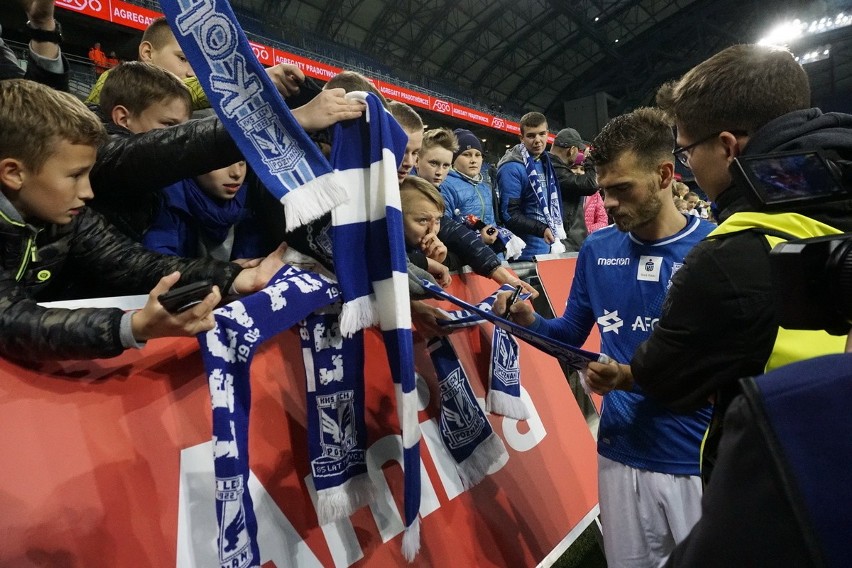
[598,455,703,568]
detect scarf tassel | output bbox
[503,233,527,260]
[455,431,508,489]
[339,295,379,338]
[486,390,531,421]
[280,174,350,230]
[401,516,421,563]
[315,473,377,525]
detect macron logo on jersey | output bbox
[597,309,623,334]
[597,257,630,266]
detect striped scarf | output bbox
[519,145,566,253]
[328,92,421,559]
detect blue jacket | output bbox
[440,169,497,226]
[496,145,558,259]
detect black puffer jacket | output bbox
[89,115,243,242]
[0,194,240,361]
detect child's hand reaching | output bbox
[426,258,451,287]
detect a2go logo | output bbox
[432,99,451,113]
[249,42,271,63]
[57,0,104,13]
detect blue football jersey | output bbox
[535,214,715,474]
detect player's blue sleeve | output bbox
[529,245,595,346]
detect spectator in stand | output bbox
[440,128,511,256]
[415,128,457,188]
[106,50,120,69]
[0,0,68,91]
[584,189,609,233]
[388,102,536,336]
[86,17,306,112]
[88,42,108,75]
[142,156,252,262]
[684,191,707,218]
[0,78,286,361]
[548,127,598,252]
[497,111,564,259]
[400,176,451,287]
[672,180,690,199]
[389,101,423,183]
[674,197,689,214]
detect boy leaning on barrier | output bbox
[0,79,285,362]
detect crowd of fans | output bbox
[3,3,850,566]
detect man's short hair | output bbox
[388,101,423,133]
[656,44,810,139]
[421,128,458,154]
[519,111,547,132]
[590,107,674,169]
[100,61,192,117]
[326,70,388,107]
[400,175,445,211]
[0,79,106,174]
[140,17,175,50]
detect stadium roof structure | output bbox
[236,0,852,123]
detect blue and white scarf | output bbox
[495,226,526,261]
[328,92,421,559]
[519,145,566,253]
[330,91,409,335]
[300,308,376,524]
[427,337,508,488]
[435,283,530,420]
[162,0,347,229]
[199,265,340,568]
[422,278,605,371]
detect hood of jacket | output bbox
[743,108,852,157]
[497,144,526,169]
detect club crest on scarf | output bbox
[163,0,347,229]
[492,327,520,389]
[428,336,509,489]
[439,366,487,449]
[216,475,252,568]
[300,312,369,485]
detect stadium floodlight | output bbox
[758,12,851,46]
[793,44,832,64]
[757,20,803,46]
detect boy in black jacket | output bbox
[0,79,284,361]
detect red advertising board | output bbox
[536,256,603,411]
[108,0,160,31]
[55,0,110,20]
[0,273,598,567]
[55,2,525,136]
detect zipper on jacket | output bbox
[16,230,41,282]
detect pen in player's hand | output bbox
[502,285,523,321]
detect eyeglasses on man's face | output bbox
[672,130,747,168]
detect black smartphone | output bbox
[157,280,214,314]
[502,285,523,320]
